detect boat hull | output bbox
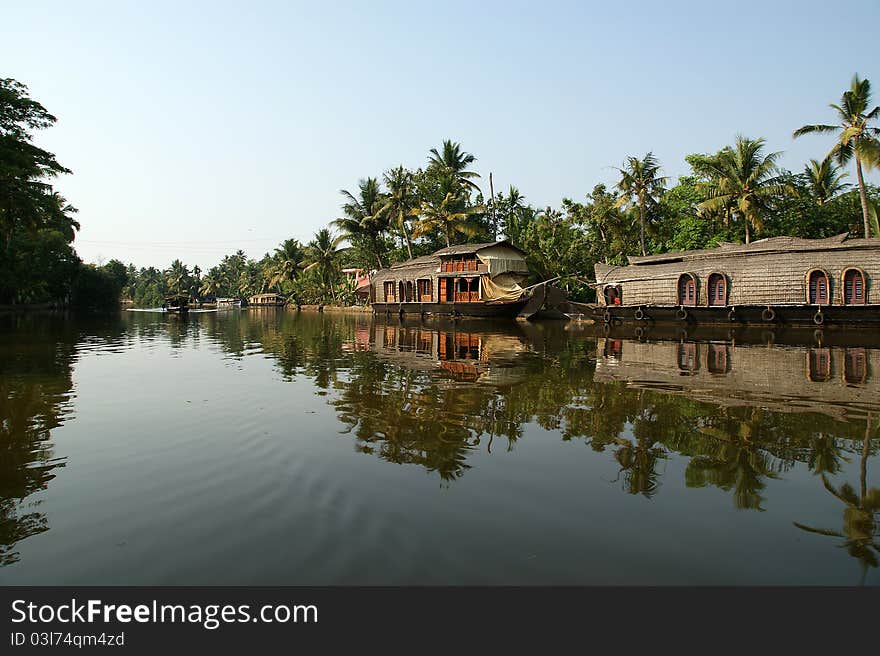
[372,299,529,318]
[594,304,880,326]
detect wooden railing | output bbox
[442,260,486,273]
[454,292,480,303]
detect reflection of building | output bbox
[365,319,531,385]
[370,241,532,317]
[595,234,880,325]
[595,337,880,421]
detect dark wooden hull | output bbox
[594,304,880,326]
[372,298,529,318]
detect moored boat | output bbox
[370,241,536,318]
[162,294,190,313]
[594,234,880,326]
[248,293,286,307]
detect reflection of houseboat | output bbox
[248,293,286,307]
[367,318,531,385]
[594,337,880,421]
[595,234,880,325]
[162,294,190,313]
[215,297,242,308]
[370,241,534,318]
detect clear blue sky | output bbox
[3,0,879,269]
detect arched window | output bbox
[604,285,622,306]
[707,273,728,306]
[677,274,697,306]
[808,348,831,382]
[842,268,866,305]
[808,269,830,305]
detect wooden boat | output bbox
[370,241,537,318]
[215,297,242,308]
[248,293,286,307]
[594,234,880,326]
[162,294,190,313]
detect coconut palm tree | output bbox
[304,228,346,302]
[794,75,880,237]
[333,178,388,269]
[165,260,190,296]
[614,153,667,256]
[428,140,481,192]
[695,137,788,244]
[804,157,849,206]
[378,166,418,259]
[412,174,482,247]
[199,274,220,300]
[272,238,306,288]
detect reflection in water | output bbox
[1,310,878,583]
[0,315,80,565]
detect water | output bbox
[0,310,877,585]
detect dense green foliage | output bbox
[5,74,880,308]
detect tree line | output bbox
[4,74,880,308]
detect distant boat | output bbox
[215,297,242,308]
[248,293,286,307]
[162,294,190,314]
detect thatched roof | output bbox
[433,240,527,257]
[626,234,879,266]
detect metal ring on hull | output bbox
[634,307,645,321]
[676,307,688,321]
[813,310,825,325]
[762,306,776,322]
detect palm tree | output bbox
[378,166,418,259]
[272,238,306,288]
[412,174,482,247]
[165,260,189,296]
[304,228,346,302]
[804,157,849,205]
[614,153,667,255]
[428,140,481,192]
[333,177,388,268]
[695,137,788,244]
[199,274,221,300]
[794,75,880,237]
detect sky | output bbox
[3,0,879,270]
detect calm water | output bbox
[0,310,878,585]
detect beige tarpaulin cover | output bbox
[481,273,527,302]
[478,255,530,278]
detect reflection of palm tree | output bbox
[794,418,879,584]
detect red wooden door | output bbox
[809,271,829,305]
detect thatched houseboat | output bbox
[595,234,880,326]
[248,292,286,307]
[370,241,535,317]
[162,294,189,313]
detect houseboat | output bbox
[215,297,242,308]
[162,294,190,313]
[248,293,286,307]
[370,241,534,318]
[594,234,880,326]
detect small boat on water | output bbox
[248,293,286,307]
[215,297,242,308]
[162,294,190,314]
